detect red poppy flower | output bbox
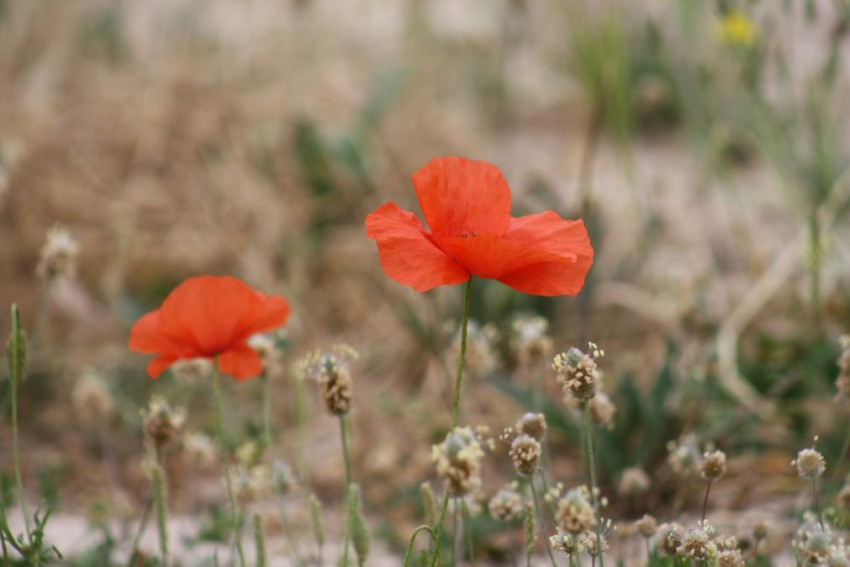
[365,157,594,296]
[129,275,290,381]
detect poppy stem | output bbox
[451,277,473,429]
[583,402,605,567]
[212,361,247,567]
[339,415,353,567]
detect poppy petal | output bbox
[147,354,179,379]
[158,276,269,354]
[218,344,263,381]
[234,295,291,343]
[438,234,562,280]
[366,202,470,291]
[498,258,593,296]
[498,213,593,296]
[412,157,511,238]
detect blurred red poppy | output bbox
[129,275,290,380]
[365,157,594,296]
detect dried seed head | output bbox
[248,333,282,374]
[634,514,658,538]
[618,467,650,497]
[170,358,213,383]
[272,460,297,494]
[233,464,271,506]
[555,486,596,534]
[71,368,114,426]
[581,531,609,557]
[701,449,727,481]
[794,524,832,567]
[552,343,604,402]
[515,412,547,441]
[667,435,702,477]
[793,447,826,480]
[236,440,265,468]
[587,393,615,428]
[432,426,485,497]
[657,523,685,556]
[509,434,542,477]
[37,225,79,280]
[142,396,186,448]
[488,486,524,522]
[182,432,216,467]
[550,531,583,556]
[512,314,553,367]
[752,519,770,541]
[716,548,745,567]
[297,345,359,416]
[674,521,717,560]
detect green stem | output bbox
[212,362,246,567]
[429,277,473,567]
[126,494,152,567]
[451,500,459,567]
[10,374,32,545]
[583,403,605,567]
[403,526,436,567]
[812,477,825,531]
[451,277,473,428]
[700,480,712,524]
[461,499,476,567]
[830,417,850,495]
[529,476,559,567]
[261,371,273,451]
[276,493,303,567]
[340,415,353,567]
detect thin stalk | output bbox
[276,494,303,567]
[530,477,559,567]
[429,277,473,567]
[261,371,273,451]
[212,362,246,567]
[452,500,459,567]
[94,415,122,522]
[339,415,353,567]
[700,480,713,523]
[1,506,9,565]
[461,498,477,567]
[644,538,651,563]
[583,403,605,567]
[126,495,152,567]
[812,478,825,531]
[829,418,850,495]
[451,277,473,428]
[10,375,32,545]
[402,526,436,567]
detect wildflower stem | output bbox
[126,494,152,567]
[809,209,822,330]
[402,526,436,567]
[276,493,303,567]
[461,498,477,567]
[812,477,825,531]
[451,277,473,428]
[700,480,712,523]
[583,402,605,567]
[261,371,273,451]
[211,361,247,567]
[339,415,353,567]
[253,513,266,567]
[529,475,559,567]
[428,276,473,567]
[10,367,32,545]
[452,499,459,567]
[829,421,850,494]
[430,493,451,567]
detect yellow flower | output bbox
[717,10,758,47]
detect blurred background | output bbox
[2,0,850,562]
